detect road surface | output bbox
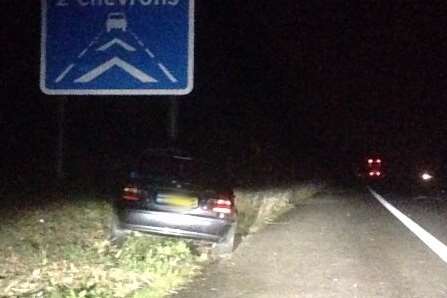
[172,189,447,298]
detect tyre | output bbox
[214,223,237,256]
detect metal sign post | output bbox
[168,96,179,142]
[56,97,66,181]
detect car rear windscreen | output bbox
[138,155,199,179]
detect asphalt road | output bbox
[172,189,447,298]
[371,186,447,247]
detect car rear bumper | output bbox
[115,208,234,242]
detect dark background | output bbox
[1,1,447,191]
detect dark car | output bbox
[353,155,385,181]
[366,157,384,179]
[112,149,237,254]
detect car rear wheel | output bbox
[214,222,237,256]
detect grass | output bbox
[235,182,324,235]
[0,193,204,298]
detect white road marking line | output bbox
[145,48,155,58]
[78,48,88,59]
[74,57,157,83]
[158,63,178,83]
[128,29,142,44]
[93,30,103,42]
[54,31,104,83]
[129,29,157,59]
[80,30,104,58]
[96,38,136,52]
[54,63,75,83]
[368,187,447,264]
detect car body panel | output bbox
[115,208,233,241]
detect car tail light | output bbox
[121,186,143,201]
[369,171,375,176]
[375,171,381,176]
[208,192,234,214]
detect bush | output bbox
[236,181,324,235]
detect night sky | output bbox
[1,1,447,186]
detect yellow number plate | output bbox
[156,194,198,208]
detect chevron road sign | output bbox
[41,0,194,95]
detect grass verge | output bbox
[0,193,205,298]
[236,181,324,235]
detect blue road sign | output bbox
[41,0,194,95]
